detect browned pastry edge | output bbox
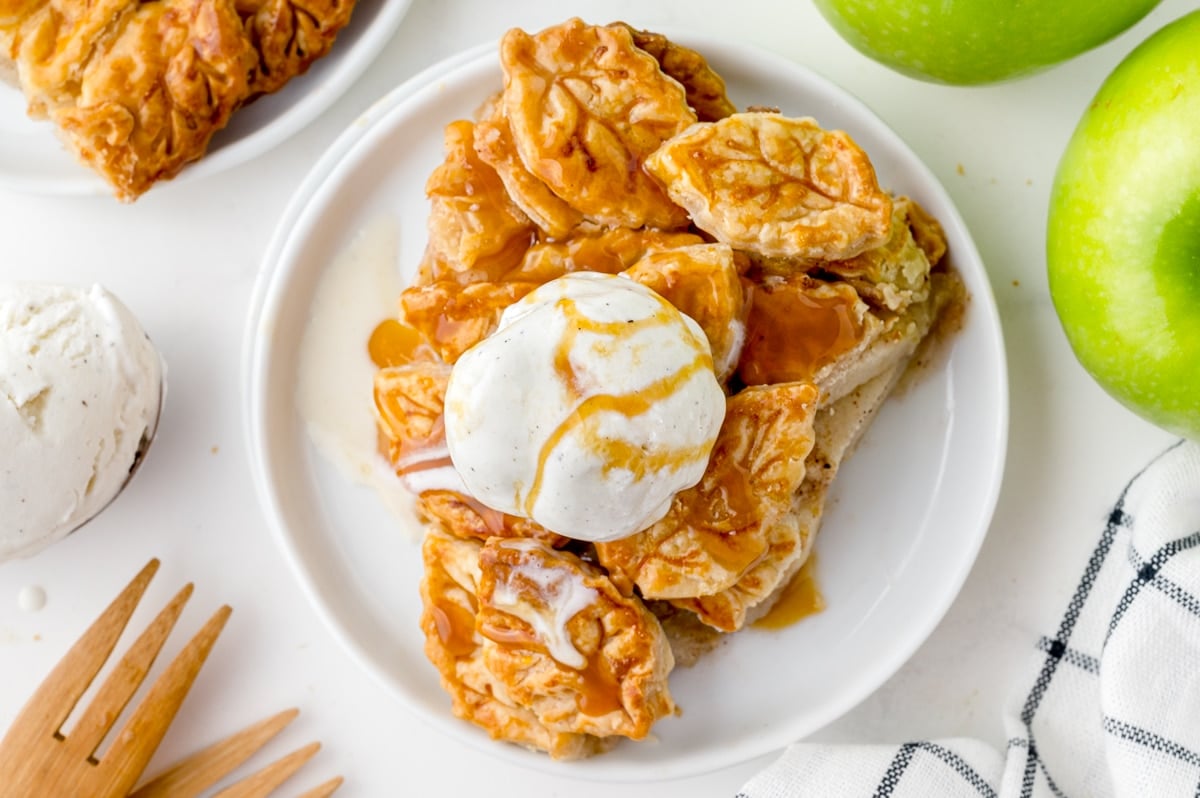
[236,0,357,99]
[5,0,359,199]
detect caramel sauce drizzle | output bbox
[431,600,478,658]
[576,650,624,717]
[521,295,715,518]
[698,527,765,577]
[400,454,453,476]
[372,393,447,469]
[479,544,627,718]
[739,282,863,385]
[752,553,825,630]
[368,318,424,368]
[478,617,624,718]
[428,559,480,660]
[462,495,509,536]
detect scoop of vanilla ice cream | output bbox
[443,272,726,542]
[0,283,163,560]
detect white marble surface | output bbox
[0,1,1186,794]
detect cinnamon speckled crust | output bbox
[48,0,255,201]
[234,0,355,97]
[500,18,696,230]
[609,22,737,122]
[646,112,893,260]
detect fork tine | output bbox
[129,708,300,798]
[210,741,322,798]
[297,776,345,798]
[0,558,160,748]
[93,604,233,796]
[65,582,194,761]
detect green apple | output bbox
[1047,10,1200,439]
[813,0,1162,84]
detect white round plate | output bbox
[0,0,412,196]
[246,35,1008,781]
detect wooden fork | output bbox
[131,708,343,798]
[0,559,228,797]
[0,559,341,797]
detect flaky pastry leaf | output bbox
[500,18,695,229]
[610,22,736,122]
[646,112,892,260]
[477,538,675,740]
[596,382,819,604]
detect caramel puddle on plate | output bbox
[753,553,825,630]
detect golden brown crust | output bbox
[500,18,695,229]
[595,382,818,608]
[426,119,536,281]
[473,103,583,239]
[817,198,934,313]
[400,280,538,364]
[3,0,358,198]
[418,490,567,547]
[646,112,893,260]
[898,194,947,268]
[388,23,970,758]
[419,529,608,759]
[476,538,675,740]
[6,0,137,117]
[373,360,450,470]
[234,0,355,97]
[419,530,672,757]
[622,242,747,380]
[42,0,254,200]
[504,226,705,284]
[609,22,736,122]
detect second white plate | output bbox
[0,0,412,196]
[246,34,1008,781]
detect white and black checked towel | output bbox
[738,440,1200,798]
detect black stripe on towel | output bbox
[873,742,918,798]
[915,742,997,798]
[1035,636,1099,675]
[1106,531,1200,648]
[1104,716,1200,768]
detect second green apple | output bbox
[813,0,1162,84]
[1047,10,1200,440]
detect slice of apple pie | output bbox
[369,19,967,760]
[0,0,358,199]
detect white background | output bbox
[0,0,1188,794]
